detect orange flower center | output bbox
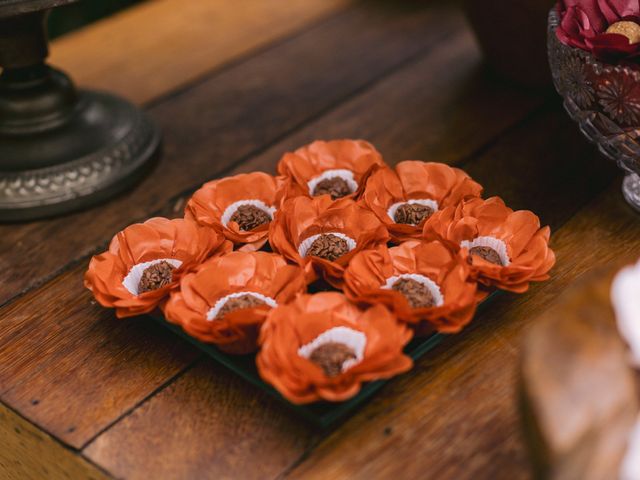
[392,277,436,308]
[216,294,267,319]
[312,176,353,199]
[138,261,176,294]
[309,342,357,377]
[307,234,349,261]
[393,203,434,225]
[230,204,271,231]
[469,246,504,266]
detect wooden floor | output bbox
[0,0,634,478]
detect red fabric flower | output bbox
[277,139,386,201]
[164,251,306,354]
[84,218,230,318]
[361,161,482,243]
[268,196,389,287]
[256,292,413,404]
[344,240,478,335]
[557,0,640,61]
[424,197,556,294]
[185,172,285,251]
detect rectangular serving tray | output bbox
[152,292,497,428]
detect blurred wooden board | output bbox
[49,0,349,104]
[0,403,108,480]
[520,267,638,480]
[0,0,634,478]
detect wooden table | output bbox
[1,1,636,478]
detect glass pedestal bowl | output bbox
[548,7,640,212]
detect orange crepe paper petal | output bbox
[423,197,556,292]
[85,217,230,318]
[256,292,413,404]
[361,161,483,243]
[164,251,306,354]
[185,172,286,250]
[268,196,389,287]
[277,139,386,201]
[344,240,478,334]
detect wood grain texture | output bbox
[49,0,349,104]
[0,5,544,471]
[78,77,617,480]
[0,402,109,480]
[520,268,638,480]
[83,360,317,480]
[0,3,469,308]
[0,266,199,448]
[285,181,639,480]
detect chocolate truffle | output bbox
[307,234,350,261]
[309,342,357,377]
[393,203,434,225]
[138,261,176,294]
[230,204,271,231]
[312,177,353,199]
[606,21,640,44]
[217,294,267,319]
[392,277,436,308]
[469,246,504,266]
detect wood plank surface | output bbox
[0,4,543,459]
[0,402,109,480]
[83,360,317,480]
[0,2,467,309]
[2,1,633,478]
[49,0,349,104]
[82,106,619,480]
[0,267,199,449]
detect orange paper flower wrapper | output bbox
[268,196,389,287]
[257,292,413,404]
[164,251,306,354]
[277,139,385,201]
[84,217,230,318]
[362,161,483,243]
[424,197,556,293]
[185,172,285,251]
[344,240,477,335]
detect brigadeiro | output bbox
[84,217,230,318]
[277,139,385,201]
[361,161,483,243]
[185,172,285,251]
[344,240,478,335]
[268,195,389,287]
[256,292,413,403]
[424,197,556,294]
[164,251,306,354]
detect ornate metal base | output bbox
[622,173,640,213]
[0,88,160,221]
[0,5,161,221]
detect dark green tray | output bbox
[152,291,497,428]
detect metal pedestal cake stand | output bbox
[0,0,160,221]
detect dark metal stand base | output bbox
[0,89,160,221]
[0,6,161,222]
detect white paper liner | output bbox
[382,273,444,307]
[206,291,278,321]
[460,236,511,266]
[122,258,183,296]
[611,260,640,367]
[387,199,439,225]
[220,199,276,228]
[621,415,640,480]
[307,169,358,196]
[297,232,356,258]
[298,326,367,373]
